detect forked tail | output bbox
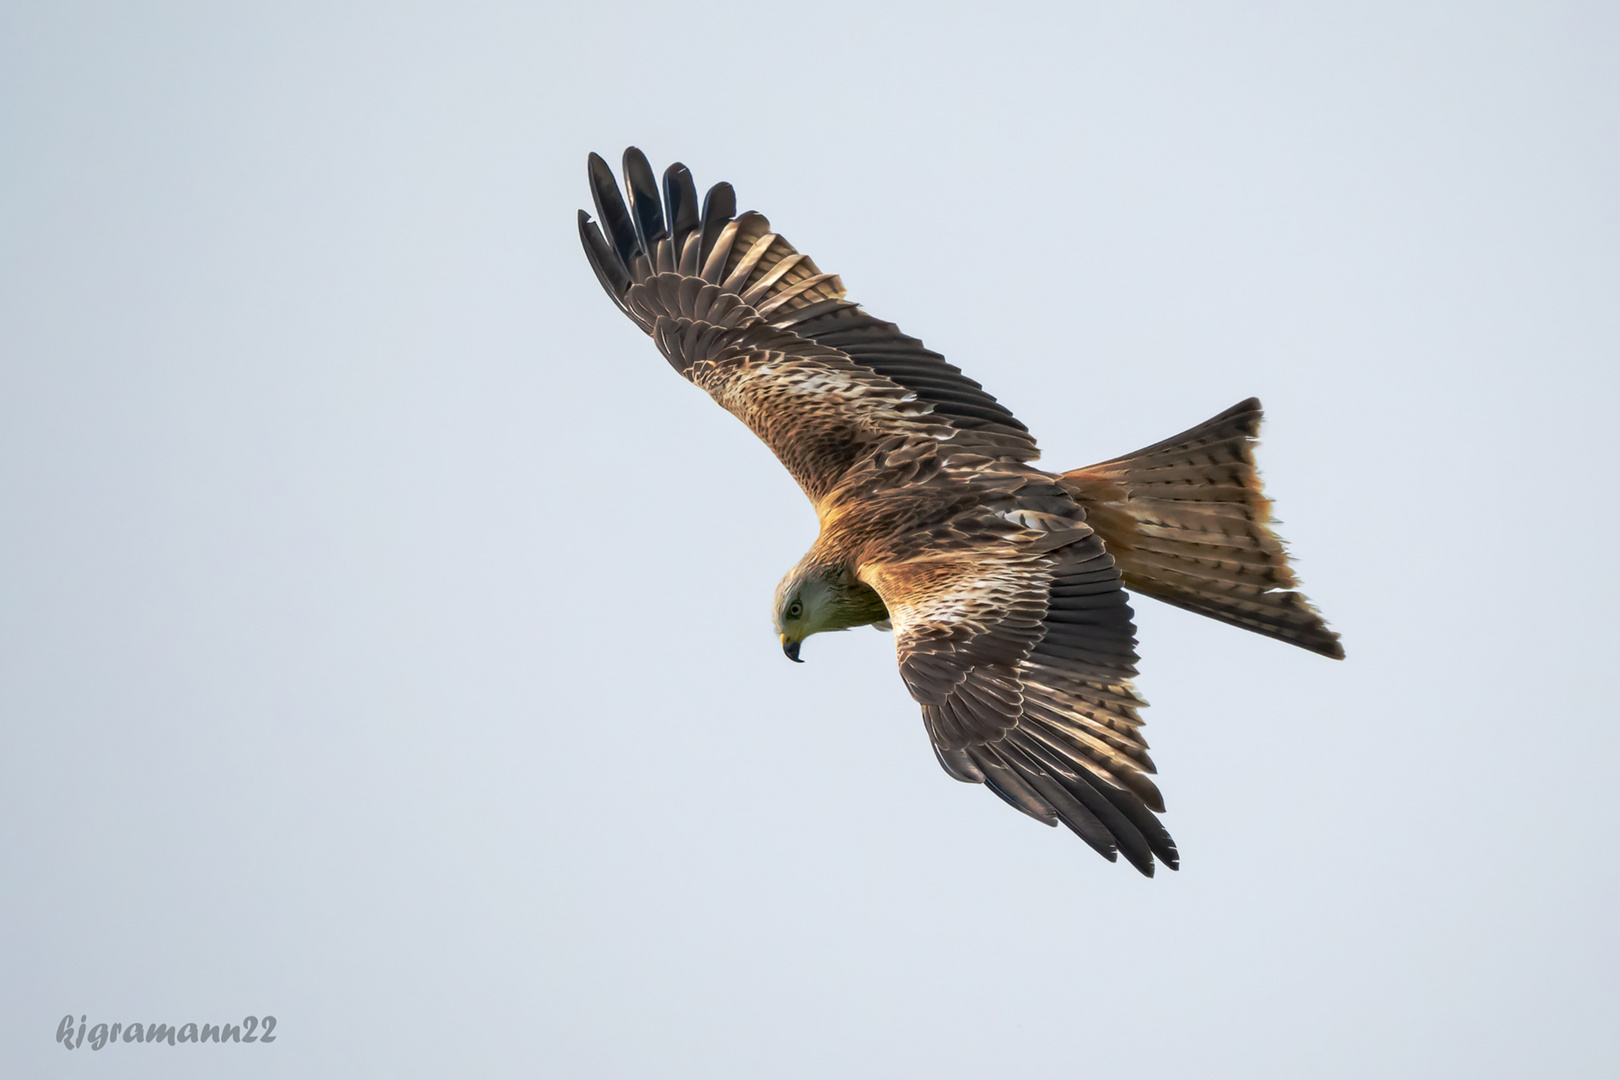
[1060,398,1344,659]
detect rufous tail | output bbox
[1060,398,1344,659]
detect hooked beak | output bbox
[781,635,803,663]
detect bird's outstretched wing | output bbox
[861,521,1179,876]
[579,148,1038,501]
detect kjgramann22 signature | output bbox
[55,1014,276,1050]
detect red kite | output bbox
[580,149,1341,875]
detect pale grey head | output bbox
[773,555,890,662]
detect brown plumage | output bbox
[579,148,1342,875]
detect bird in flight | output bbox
[579,148,1342,875]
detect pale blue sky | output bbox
[2,2,1617,1077]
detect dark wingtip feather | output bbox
[587,152,640,271]
[578,209,634,319]
[663,163,701,263]
[699,181,737,267]
[621,147,666,255]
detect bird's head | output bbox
[773,558,889,662]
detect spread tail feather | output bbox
[1060,398,1344,659]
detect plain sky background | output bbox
[3,2,1617,1077]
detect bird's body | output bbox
[580,148,1341,875]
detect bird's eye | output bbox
[787,600,803,619]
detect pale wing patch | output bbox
[862,554,1050,710]
[688,350,952,499]
[993,507,1077,532]
[710,355,931,429]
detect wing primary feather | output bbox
[621,148,667,259]
[738,253,808,305]
[994,744,1125,863]
[1015,729,1178,868]
[933,743,985,783]
[1018,705,1150,775]
[770,297,859,327]
[966,748,1059,825]
[719,232,779,293]
[576,211,633,317]
[997,738,1155,875]
[753,272,840,316]
[587,152,642,276]
[1021,720,1166,812]
[698,181,736,270]
[662,162,701,274]
[700,220,741,283]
